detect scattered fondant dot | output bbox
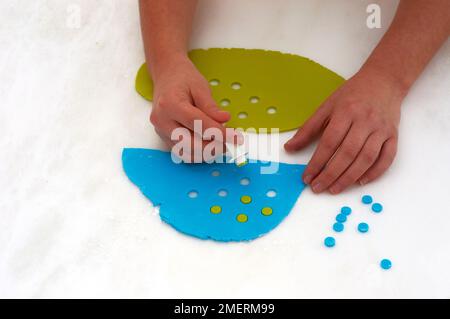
[261,207,273,216]
[236,214,248,223]
[372,203,383,213]
[341,206,352,216]
[358,222,369,233]
[324,236,336,248]
[336,213,347,223]
[240,195,252,204]
[210,205,222,214]
[333,222,344,232]
[380,259,392,270]
[362,195,373,204]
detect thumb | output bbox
[191,86,230,123]
[284,107,329,152]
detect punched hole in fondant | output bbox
[240,178,250,186]
[267,106,277,115]
[188,190,198,198]
[209,79,220,86]
[237,112,248,119]
[220,99,230,107]
[218,189,228,197]
[231,82,241,90]
[211,170,220,177]
[266,190,277,198]
[249,96,260,104]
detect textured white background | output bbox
[0,0,449,298]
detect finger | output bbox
[358,137,398,185]
[190,131,225,162]
[310,123,372,193]
[284,103,331,152]
[159,127,225,163]
[172,103,240,144]
[152,114,182,140]
[328,132,385,194]
[302,116,352,185]
[191,86,230,123]
[155,127,196,163]
[156,130,176,149]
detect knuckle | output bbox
[338,175,354,188]
[321,137,336,151]
[362,147,379,163]
[156,96,171,109]
[149,111,159,126]
[342,145,357,160]
[321,170,335,183]
[185,110,198,124]
[305,166,318,176]
[385,125,398,137]
[366,108,381,121]
[345,101,362,114]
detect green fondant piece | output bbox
[136,48,345,132]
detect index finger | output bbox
[173,103,243,145]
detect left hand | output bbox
[284,68,405,194]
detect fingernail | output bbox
[312,182,322,193]
[303,175,312,184]
[359,178,368,186]
[329,185,340,194]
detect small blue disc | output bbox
[380,259,392,270]
[362,195,373,204]
[336,213,347,223]
[372,203,383,213]
[341,206,352,216]
[324,237,335,248]
[333,222,344,232]
[358,222,369,233]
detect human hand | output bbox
[285,68,406,194]
[149,54,240,162]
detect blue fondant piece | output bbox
[358,222,369,233]
[341,206,352,216]
[122,148,307,242]
[336,213,347,223]
[362,195,373,204]
[324,236,335,248]
[380,259,392,270]
[372,203,383,213]
[333,222,344,232]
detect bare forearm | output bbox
[361,0,450,96]
[139,0,198,80]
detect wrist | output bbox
[148,51,190,82]
[357,63,410,101]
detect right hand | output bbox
[149,54,239,162]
